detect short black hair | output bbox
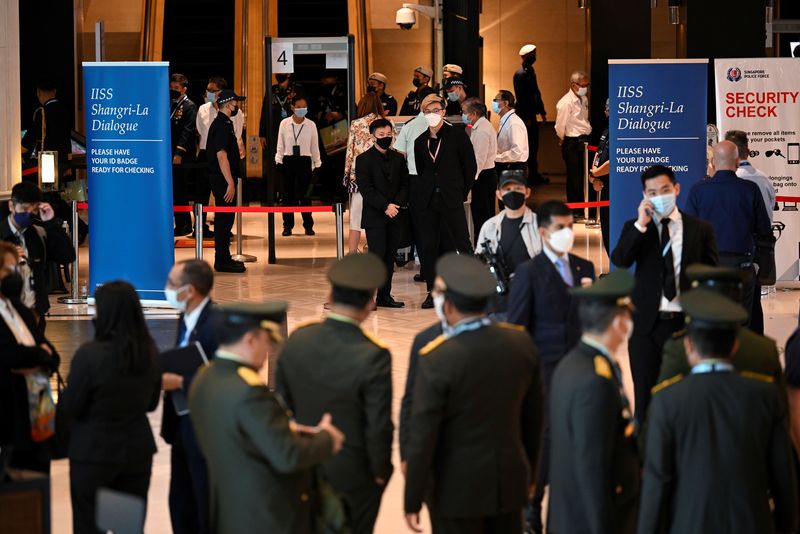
[208,76,228,90]
[217,323,261,346]
[35,78,57,92]
[537,200,571,228]
[369,118,393,135]
[170,73,189,87]
[724,130,749,159]
[445,291,487,314]
[462,97,487,117]
[640,165,676,189]
[686,323,737,359]
[331,286,374,308]
[497,90,516,109]
[292,96,307,106]
[579,300,625,335]
[178,260,214,296]
[11,182,43,204]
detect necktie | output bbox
[661,219,677,301]
[178,320,188,348]
[556,257,573,287]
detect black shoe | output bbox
[421,293,434,309]
[282,229,292,236]
[214,260,246,273]
[376,296,405,308]
[174,226,192,237]
[192,227,214,239]
[305,228,316,236]
[413,273,425,283]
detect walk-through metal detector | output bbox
[263,35,356,263]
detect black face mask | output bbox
[169,89,181,101]
[502,190,526,210]
[523,55,536,66]
[231,106,240,117]
[275,74,289,83]
[375,137,393,150]
[367,85,376,93]
[412,78,422,88]
[0,272,24,300]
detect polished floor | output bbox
[44,197,799,533]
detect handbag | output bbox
[24,372,56,443]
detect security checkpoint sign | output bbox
[271,41,294,73]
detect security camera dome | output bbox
[396,7,416,30]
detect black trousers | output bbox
[195,150,212,230]
[751,281,764,335]
[418,199,474,292]
[629,314,685,424]
[341,482,386,534]
[561,137,588,215]
[210,175,236,264]
[173,163,193,230]
[470,169,498,246]
[523,117,542,182]
[598,177,610,253]
[281,156,314,230]
[70,458,152,534]
[169,418,210,534]
[365,221,402,299]
[433,510,523,534]
[719,254,756,329]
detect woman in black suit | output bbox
[58,280,161,534]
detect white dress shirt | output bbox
[180,297,210,347]
[554,90,591,139]
[275,117,322,169]
[469,117,497,176]
[196,102,244,151]
[6,216,37,309]
[0,298,36,346]
[635,208,683,312]
[393,113,428,175]
[495,111,529,163]
[737,161,775,224]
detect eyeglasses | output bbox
[423,108,444,114]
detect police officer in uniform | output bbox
[189,302,345,534]
[513,44,548,186]
[21,79,72,182]
[400,66,435,116]
[367,72,398,116]
[638,290,798,534]
[277,253,393,534]
[169,74,198,236]
[547,270,640,534]
[404,253,543,534]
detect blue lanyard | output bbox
[691,360,735,375]
[498,111,515,137]
[739,161,751,167]
[445,317,492,339]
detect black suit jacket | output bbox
[412,122,477,210]
[161,300,221,445]
[57,340,161,464]
[508,252,595,363]
[404,323,542,518]
[610,212,718,334]
[355,146,409,228]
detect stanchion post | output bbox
[334,203,345,259]
[267,213,276,264]
[194,203,203,260]
[58,200,87,305]
[583,141,595,224]
[232,179,257,263]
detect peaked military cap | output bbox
[686,264,746,287]
[414,66,434,78]
[571,270,635,309]
[327,253,387,292]
[368,72,388,85]
[436,252,496,299]
[220,301,287,328]
[680,288,747,329]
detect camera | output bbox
[396,7,416,30]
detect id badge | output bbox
[292,145,301,156]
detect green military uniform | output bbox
[189,302,334,534]
[404,253,543,534]
[638,289,798,534]
[277,254,393,534]
[547,271,640,534]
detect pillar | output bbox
[0,0,21,196]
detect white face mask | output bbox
[433,293,447,325]
[164,285,189,311]
[576,86,588,97]
[425,112,443,128]
[648,193,676,218]
[548,227,575,254]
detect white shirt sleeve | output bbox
[496,117,528,163]
[233,111,244,141]
[554,96,568,140]
[196,104,211,150]
[471,128,494,177]
[310,123,322,169]
[275,119,286,164]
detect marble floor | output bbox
[42,203,799,534]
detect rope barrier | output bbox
[566,200,609,209]
[76,203,334,214]
[22,167,39,176]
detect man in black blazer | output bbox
[277,254,393,534]
[355,118,409,308]
[611,165,717,424]
[413,94,478,308]
[507,200,595,533]
[161,260,221,534]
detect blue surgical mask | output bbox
[207,91,216,103]
[491,101,501,114]
[447,91,460,102]
[461,113,471,126]
[13,212,34,229]
[294,108,308,118]
[649,193,676,217]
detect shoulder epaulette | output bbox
[237,366,265,387]
[593,355,612,380]
[740,370,774,383]
[419,334,447,357]
[361,329,389,350]
[497,322,525,332]
[652,374,683,394]
[292,319,320,332]
[671,328,686,339]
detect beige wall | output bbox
[1,0,22,195]
[651,2,680,59]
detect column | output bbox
[0,0,21,196]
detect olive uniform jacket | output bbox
[638,371,798,534]
[547,341,640,534]
[189,357,334,534]
[404,322,543,519]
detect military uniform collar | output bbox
[581,335,611,358]
[327,313,362,328]
[215,349,251,366]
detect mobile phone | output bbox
[788,143,799,165]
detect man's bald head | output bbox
[712,140,739,172]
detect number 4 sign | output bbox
[271,42,294,74]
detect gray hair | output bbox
[462,97,486,117]
[570,70,588,84]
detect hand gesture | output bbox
[385,204,400,218]
[637,198,654,227]
[224,180,236,203]
[405,512,423,533]
[592,179,604,192]
[318,413,345,454]
[173,155,183,165]
[162,372,184,391]
[38,202,54,222]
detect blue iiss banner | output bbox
[608,59,708,253]
[83,62,174,301]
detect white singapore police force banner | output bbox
[714,59,800,283]
[608,60,708,253]
[83,62,174,300]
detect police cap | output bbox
[680,288,747,329]
[327,253,387,292]
[436,252,496,299]
[368,72,388,85]
[443,64,463,75]
[519,44,537,56]
[414,66,433,79]
[443,77,466,90]
[570,270,635,310]
[216,89,246,106]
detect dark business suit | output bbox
[163,301,221,534]
[548,341,639,534]
[57,340,162,534]
[638,371,798,534]
[610,212,717,422]
[404,322,542,533]
[413,122,478,291]
[277,317,393,534]
[21,98,72,180]
[356,146,410,300]
[0,297,58,473]
[506,251,595,529]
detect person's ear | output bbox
[524,187,532,199]
[7,200,12,212]
[674,183,681,197]
[496,189,503,201]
